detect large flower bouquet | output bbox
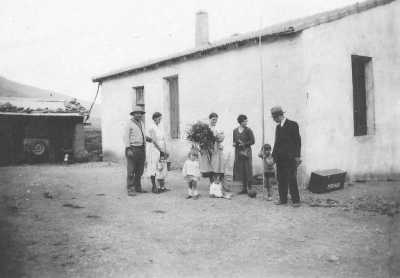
[186,121,216,160]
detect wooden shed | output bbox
[0,97,86,166]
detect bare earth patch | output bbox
[0,163,399,278]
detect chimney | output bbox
[195,11,209,47]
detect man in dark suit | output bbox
[271,106,301,207]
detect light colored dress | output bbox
[155,160,168,180]
[199,125,225,176]
[146,122,166,177]
[182,159,201,182]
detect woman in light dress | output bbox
[199,112,225,186]
[147,112,169,193]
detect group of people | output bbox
[124,105,301,207]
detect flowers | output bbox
[186,121,216,159]
[215,131,225,143]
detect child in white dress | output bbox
[182,151,201,199]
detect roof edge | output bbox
[92,28,298,82]
[92,0,396,82]
[0,112,84,117]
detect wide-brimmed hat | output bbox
[130,106,145,115]
[270,106,285,116]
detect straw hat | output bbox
[130,106,145,115]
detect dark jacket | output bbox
[233,127,255,150]
[272,119,301,162]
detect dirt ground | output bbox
[0,162,399,278]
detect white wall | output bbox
[100,35,306,177]
[100,1,400,181]
[301,0,400,179]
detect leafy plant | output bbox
[186,121,216,160]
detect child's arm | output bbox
[195,163,201,178]
[182,161,187,176]
[258,149,264,159]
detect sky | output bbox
[0,0,360,101]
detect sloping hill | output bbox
[0,76,72,100]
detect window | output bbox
[134,86,144,106]
[165,76,180,139]
[351,55,374,136]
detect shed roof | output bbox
[0,97,88,117]
[0,97,67,110]
[92,0,396,82]
[0,112,83,118]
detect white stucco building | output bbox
[93,0,400,182]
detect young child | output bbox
[182,151,201,199]
[258,144,275,201]
[155,153,169,192]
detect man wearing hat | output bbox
[271,106,301,207]
[124,106,152,196]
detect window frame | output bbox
[133,86,145,107]
[164,75,180,139]
[351,55,374,137]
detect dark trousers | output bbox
[126,146,145,192]
[276,159,300,203]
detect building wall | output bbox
[100,1,399,181]
[100,35,306,179]
[301,0,400,179]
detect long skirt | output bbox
[199,144,224,177]
[233,148,253,183]
[146,143,164,177]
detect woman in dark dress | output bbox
[233,114,255,195]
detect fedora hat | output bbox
[270,106,285,116]
[130,106,145,115]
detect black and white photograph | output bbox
[0,0,399,277]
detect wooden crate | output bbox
[309,169,346,193]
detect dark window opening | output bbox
[165,76,180,139]
[351,55,374,136]
[134,86,144,107]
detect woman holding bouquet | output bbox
[233,114,255,195]
[199,113,225,183]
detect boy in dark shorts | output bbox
[258,144,275,201]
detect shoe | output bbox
[274,201,287,205]
[292,202,301,208]
[160,187,170,192]
[186,195,192,199]
[266,196,273,201]
[192,195,199,200]
[223,193,232,199]
[127,190,136,197]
